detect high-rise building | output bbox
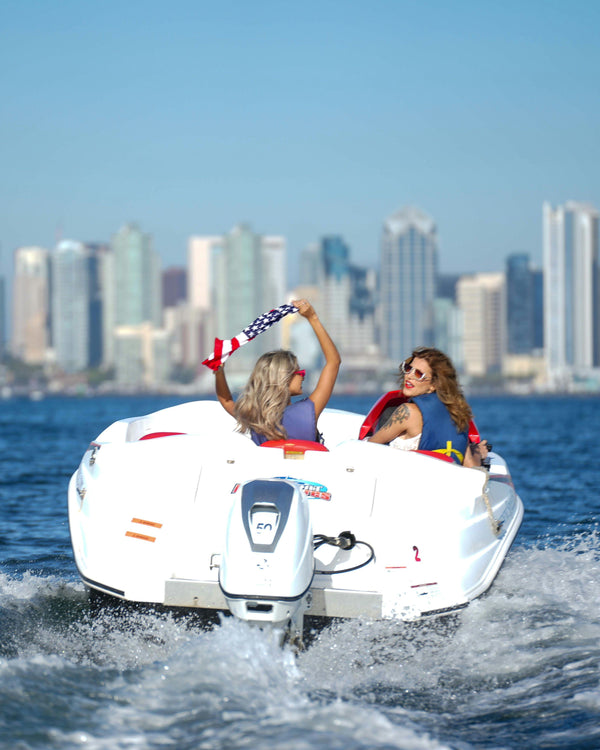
[186,236,221,371]
[114,323,172,389]
[506,253,535,355]
[437,273,460,302]
[211,224,287,373]
[299,242,320,286]
[162,267,187,308]
[543,201,600,384]
[432,298,464,372]
[107,224,163,383]
[260,234,287,353]
[111,223,161,329]
[380,207,438,363]
[104,224,170,388]
[320,236,352,352]
[84,243,108,369]
[51,240,90,373]
[532,269,544,350]
[457,273,506,377]
[316,235,377,366]
[12,246,50,365]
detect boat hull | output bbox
[68,400,523,627]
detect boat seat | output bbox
[358,390,406,440]
[260,439,329,458]
[359,390,482,462]
[139,431,186,440]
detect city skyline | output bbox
[2,1,599,284]
[7,197,600,394]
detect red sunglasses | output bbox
[293,369,306,378]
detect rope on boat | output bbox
[476,468,502,536]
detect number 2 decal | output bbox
[413,545,421,562]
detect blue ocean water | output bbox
[1,394,599,750]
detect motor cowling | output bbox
[219,479,314,629]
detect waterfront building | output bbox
[434,274,463,372]
[380,206,438,363]
[111,223,161,329]
[319,236,352,353]
[260,234,287,353]
[162,267,187,308]
[457,272,506,377]
[437,273,460,302]
[186,236,221,372]
[506,253,535,354]
[211,224,287,374]
[12,246,50,365]
[543,201,600,386]
[532,269,544,350]
[108,224,163,384]
[299,235,378,386]
[299,242,320,286]
[84,243,107,369]
[51,240,90,373]
[114,323,172,389]
[161,265,189,373]
[432,298,464,373]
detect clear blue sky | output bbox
[1,0,598,283]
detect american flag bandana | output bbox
[202,303,298,371]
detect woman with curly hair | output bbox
[368,347,488,466]
[214,299,340,445]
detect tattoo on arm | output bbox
[384,403,410,429]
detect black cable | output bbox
[313,532,376,575]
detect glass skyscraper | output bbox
[506,253,535,355]
[543,201,600,383]
[52,240,90,373]
[380,206,438,363]
[211,224,286,372]
[111,223,161,329]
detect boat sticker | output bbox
[413,545,421,562]
[131,517,163,528]
[125,531,156,542]
[275,477,332,501]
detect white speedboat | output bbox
[68,393,523,638]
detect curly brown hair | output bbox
[401,347,472,432]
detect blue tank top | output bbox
[410,392,469,464]
[250,398,317,446]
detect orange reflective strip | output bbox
[125,531,156,542]
[131,517,163,528]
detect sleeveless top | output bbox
[389,433,422,451]
[410,392,469,464]
[250,398,317,446]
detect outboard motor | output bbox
[219,479,314,635]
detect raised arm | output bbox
[292,299,341,419]
[214,365,236,416]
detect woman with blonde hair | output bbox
[214,299,341,445]
[368,346,488,466]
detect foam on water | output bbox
[1,532,599,749]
